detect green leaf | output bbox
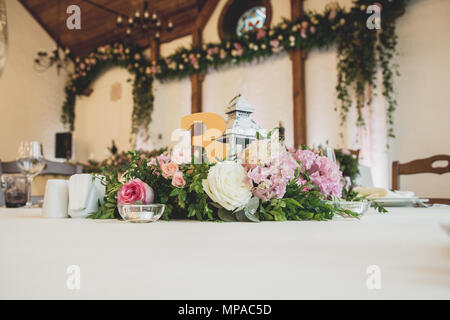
[218,208,236,222]
[244,210,260,223]
[244,197,260,222]
[235,210,247,222]
[209,202,223,209]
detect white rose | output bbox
[202,161,252,211]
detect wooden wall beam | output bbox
[190,28,204,114]
[150,38,160,63]
[290,0,307,147]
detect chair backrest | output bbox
[0,160,83,176]
[348,149,360,159]
[392,154,450,204]
[0,160,4,206]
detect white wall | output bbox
[0,0,67,161]
[74,67,134,162]
[390,0,450,197]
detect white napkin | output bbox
[354,187,415,199]
[354,187,388,199]
[68,174,105,218]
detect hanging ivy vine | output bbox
[62,42,154,145]
[62,0,408,144]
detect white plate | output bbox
[372,197,428,207]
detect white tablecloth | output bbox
[0,207,449,299]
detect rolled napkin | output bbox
[354,187,388,199]
[68,174,105,218]
[354,187,415,199]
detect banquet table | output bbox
[0,207,449,300]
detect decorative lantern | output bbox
[216,94,261,159]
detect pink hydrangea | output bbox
[247,150,299,201]
[292,149,343,197]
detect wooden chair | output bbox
[0,161,4,206]
[392,155,450,205]
[348,149,360,159]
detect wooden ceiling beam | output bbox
[189,0,217,115]
[194,0,219,31]
[20,0,207,58]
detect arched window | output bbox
[218,0,272,40]
[236,6,267,36]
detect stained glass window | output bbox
[236,6,266,36]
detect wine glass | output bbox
[16,141,46,207]
[326,146,336,163]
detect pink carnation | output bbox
[147,154,171,166]
[161,162,179,179]
[117,178,154,205]
[171,171,186,188]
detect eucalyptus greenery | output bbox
[63,0,408,144]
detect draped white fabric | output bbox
[1,207,448,299]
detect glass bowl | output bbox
[331,200,369,215]
[117,204,165,223]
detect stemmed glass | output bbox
[326,146,336,163]
[16,141,46,207]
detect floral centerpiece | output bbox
[88,133,386,221]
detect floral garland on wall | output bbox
[62,0,408,143]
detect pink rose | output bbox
[233,43,243,56]
[171,171,186,188]
[300,28,307,39]
[328,10,337,21]
[161,162,179,179]
[117,178,154,205]
[256,28,267,40]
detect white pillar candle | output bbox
[42,180,69,218]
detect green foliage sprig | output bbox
[83,147,168,174]
[334,149,360,184]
